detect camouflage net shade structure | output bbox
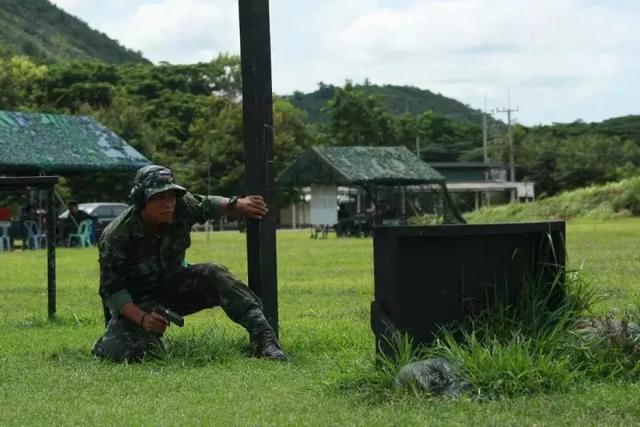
[0,111,150,174]
[277,145,466,224]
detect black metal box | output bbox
[371,222,565,354]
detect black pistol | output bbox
[153,304,184,327]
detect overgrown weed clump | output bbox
[377,270,640,399]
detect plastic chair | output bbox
[23,220,47,250]
[0,221,11,252]
[67,219,93,248]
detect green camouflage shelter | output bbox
[278,145,445,187]
[0,111,150,174]
[277,146,465,224]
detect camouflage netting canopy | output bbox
[0,111,150,174]
[277,146,445,187]
[277,146,466,224]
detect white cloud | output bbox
[309,0,636,117]
[118,0,239,63]
[47,0,640,124]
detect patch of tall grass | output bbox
[380,268,640,398]
[434,271,595,397]
[433,332,576,397]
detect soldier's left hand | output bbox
[235,195,268,219]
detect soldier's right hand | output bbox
[141,311,168,334]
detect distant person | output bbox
[338,203,349,221]
[336,203,351,237]
[92,165,287,362]
[62,200,93,244]
[19,204,37,222]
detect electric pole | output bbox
[415,114,421,159]
[482,94,488,179]
[495,91,519,201]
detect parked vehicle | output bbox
[59,202,129,239]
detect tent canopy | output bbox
[0,111,150,174]
[277,146,445,187]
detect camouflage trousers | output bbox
[92,263,270,362]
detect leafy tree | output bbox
[0,56,46,109]
[79,96,155,158]
[553,135,640,191]
[272,97,317,170]
[182,95,243,195]
[393,112,420,152]
[322,82,395,146]
[514,132,640,196]
[39,60,118,111]
[415,112,482,162]
[184,96,317,198]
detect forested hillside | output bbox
[287,81,497,127]
[0,0,149,64]
[519,115,640,146]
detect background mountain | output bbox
[287,82,499,127]
[0,0,149,64]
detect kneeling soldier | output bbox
[92,165,287,362]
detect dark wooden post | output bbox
[238,0,279,335]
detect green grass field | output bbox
[2,220,640,426]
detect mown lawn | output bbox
[1,220,640,426]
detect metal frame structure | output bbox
[0,176,59,319]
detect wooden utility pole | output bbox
[238,0,279,336]
[496,92,519,202]
[495,106,518,183]
[482,95,488,166]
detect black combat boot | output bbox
[250,328,288,361]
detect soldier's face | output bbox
[143,190,177,224]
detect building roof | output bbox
[277,145,445,187]
[0,111,150,174]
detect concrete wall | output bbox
[279,202,310,228]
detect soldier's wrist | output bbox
[227,196,239,211]
[140,312,150,327]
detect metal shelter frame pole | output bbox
[238,0,279,336]
[46,187,56,319]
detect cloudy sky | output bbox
[50,0,639,125]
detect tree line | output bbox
[1,54,639,206]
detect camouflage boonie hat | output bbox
[131,165,187,204]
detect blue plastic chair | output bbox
[67,219,93,248]
[0,221,11,252]
[23,220,47,250]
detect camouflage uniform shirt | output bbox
[98,192,226,314]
